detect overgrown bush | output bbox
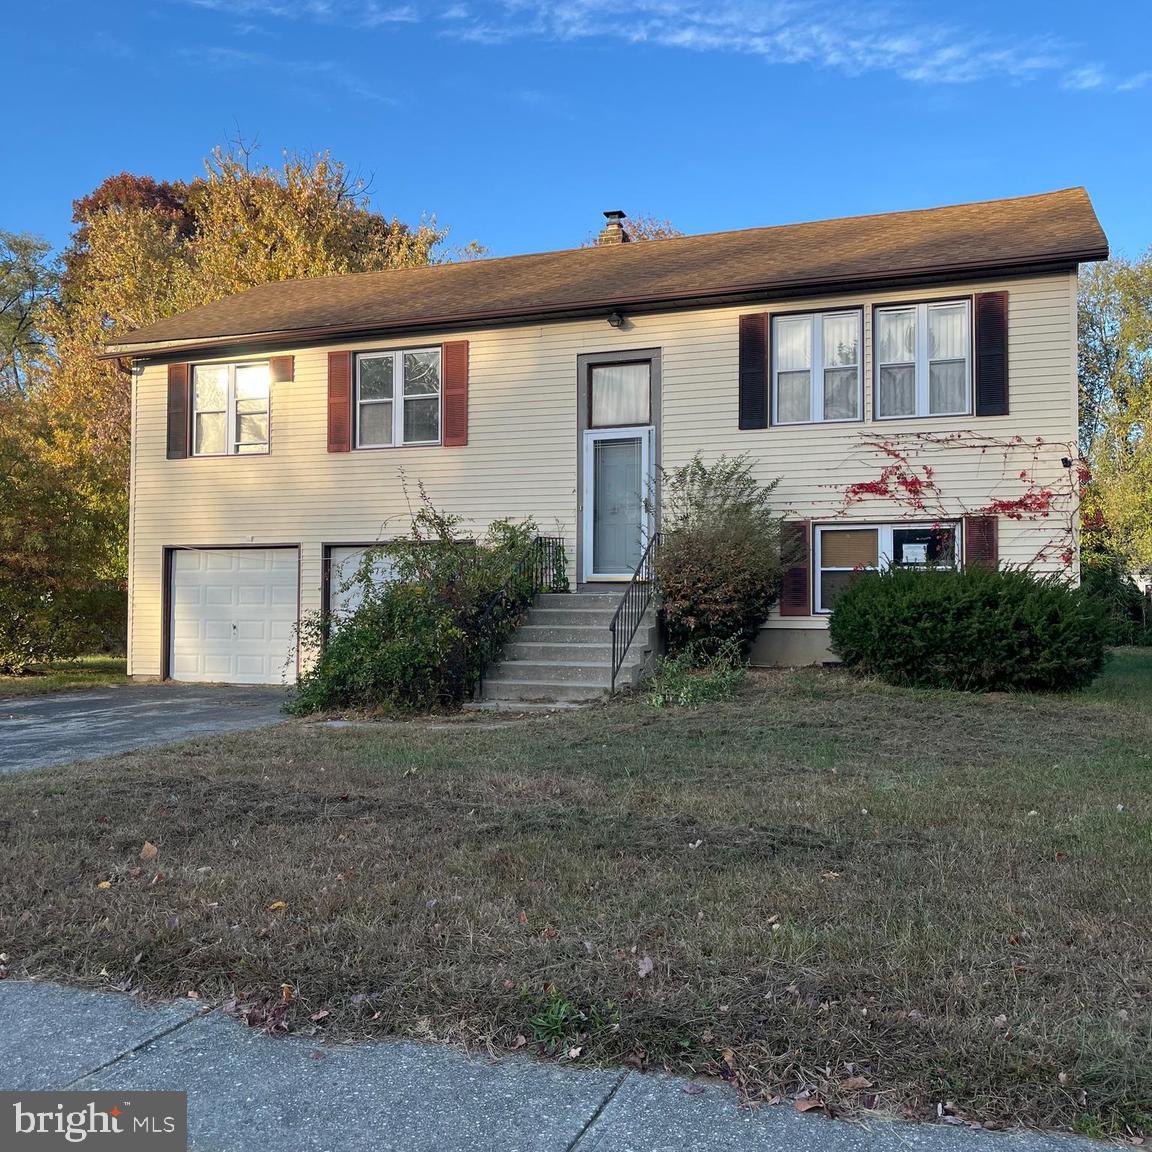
[648,640,747,708]
[828,565,1108,693]
[654,454,789,662]
[0,572,125,674]
[289,498,559,714]
[1080,557,1152,646]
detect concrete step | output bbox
[527,607,618,627]
[504,641,614,662]
[481,678,608,703]
[515,624,610,644]
[487,659,616,685]
[536,592,620,609]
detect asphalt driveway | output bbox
[0,685,290,775]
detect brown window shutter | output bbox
[779,520,812,616]
[738,313,769,429]
[964,515,999,568]
[442,340,469,446]
[327,351,352,452]
[974,291,1009,416]
[270,355,294,384]
[166,363,190,459]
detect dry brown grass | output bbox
[1,656,1149,1136]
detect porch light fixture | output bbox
[1061,457,1073,469]
[607,311,625,328]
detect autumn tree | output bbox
[3,143,456,664]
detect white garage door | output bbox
[327,545,397,622]
[170,548,299,684]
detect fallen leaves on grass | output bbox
[139,841,158,863]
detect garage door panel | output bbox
[174,551,203,572]
[170,547,298,685]
[327,545,397,621]
[238,585,268,606]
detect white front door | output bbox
[582,427,654,581]
[170,547,299,684]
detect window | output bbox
[356,348,441,448]
[814,522,959,613]
[590,362,651,427]
[772,310,861,424]
[875,300,971,419]
[192,362,270,456]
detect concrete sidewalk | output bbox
[0,981,1099,1152]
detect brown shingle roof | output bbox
[106,188,1107,356]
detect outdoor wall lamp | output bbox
[607,312,625,328]
[1061,457,1074,469]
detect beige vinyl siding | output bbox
[128,270,1078,676]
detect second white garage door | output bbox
[170,547,299,685]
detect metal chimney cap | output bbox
[603,210,627,222]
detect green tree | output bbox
[0,231,57,396]
[1078,254,1152,568]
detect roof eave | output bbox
[101,247,1106,362]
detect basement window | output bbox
[814,522,959,613]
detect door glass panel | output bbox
[591,363,650,426]
[593,437,644,574]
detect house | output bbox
[106,188,1108,696]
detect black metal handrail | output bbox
[473,535,567,698]
[608,532,660,694]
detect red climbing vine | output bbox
[821,430,1080,569]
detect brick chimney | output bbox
[596,210,630,246]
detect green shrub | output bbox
[828,565,1108,693]
[648,641,747,708]
[0,571,125,674]
[1080,557,1152,646]
[654,454,789,662]
[289,498,561,714]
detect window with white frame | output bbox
[814,522,959,613]
[875,300,971,419]
[772,310,862,424]
[192,362,270,456]
[356,348,441,448]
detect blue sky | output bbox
[4,1,1150,260]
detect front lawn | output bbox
[0,655,128,698]
[1,653,1149,1136]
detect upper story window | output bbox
[772,310,862,424]
[875,300,970,419]
[589,361,651,427]
[814,521,959,612]
[356,348,441,448]
[192,362,270,456]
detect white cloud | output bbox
[176,0,1140,92]
[1062,65,1106,91]
[1117,70,1151,92]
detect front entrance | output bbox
[582,426,654,581]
